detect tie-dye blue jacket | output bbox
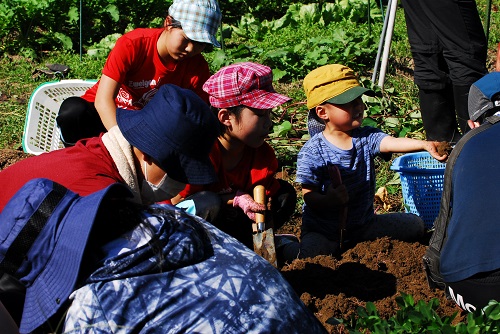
[63,205,327,333]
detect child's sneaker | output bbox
[274,234,299,248]
[275,234,299,266]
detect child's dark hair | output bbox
[167,17,183,29]
[211,105,244,134]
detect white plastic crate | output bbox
[22,79,97,155]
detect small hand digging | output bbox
[252,185,277,267]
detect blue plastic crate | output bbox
[390,152,446,229]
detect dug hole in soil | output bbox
[0,148,465,333]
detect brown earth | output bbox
[274,169,466,333]
[0,148,466,333]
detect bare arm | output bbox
[94,74,121,130]
[379,136,447,161]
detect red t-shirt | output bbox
[82,28,210,108]
[180,141,280,199]
[0,136,124,213]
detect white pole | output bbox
[371,0,393,84]
[378,0,397,89]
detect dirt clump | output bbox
[436,141,453,156]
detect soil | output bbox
[436,141,453,157]
[0,149,466,333]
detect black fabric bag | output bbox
[422,115,500,295]
[0,272,25,326]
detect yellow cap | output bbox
[303,64,371,109]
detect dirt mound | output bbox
[277,219,465,333]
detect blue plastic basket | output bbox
[390,152,446,229]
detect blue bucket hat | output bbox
[168,0,221,47]
[0,178,132,333]
[117,84,218,185]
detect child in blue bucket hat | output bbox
[0,178,133,332]
[0,178,328,334]
[280,64,449,263]
[0,84,219,211]
[56,0,222,146]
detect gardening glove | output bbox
[233,190,266,221]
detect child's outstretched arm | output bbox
[379,136,448,161]
[94,74,121,130]
[301,183,349,212]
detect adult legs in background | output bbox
[56,96,107,146]
[401,0,487,142]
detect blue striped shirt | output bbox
[296,126,388,239]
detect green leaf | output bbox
[271,121,292,137]
[362,117,378,127]
[105,5,119,22]
[67,7,79,24]
[272,68,287,81]
[53,32,72,50]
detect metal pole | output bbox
[80,0,82,61]
[485,0,492,43]
[371,0,392,83]
[368,0,371,37]
[378,0,397,89]
[217,0,225,52]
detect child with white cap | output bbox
[280,64,448,262]
[56,0,221,146]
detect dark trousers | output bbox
[401,0,488,142]
[446,269,500,313]
[56,96,107,146]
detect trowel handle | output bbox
[253,185,266,225]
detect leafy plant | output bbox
[328,292,500,333]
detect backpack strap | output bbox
[0,182,67,277]
[424,118,500,291]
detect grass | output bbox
[0,3,498,192]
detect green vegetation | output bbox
[0,0,499,329]
[329,292,500,333]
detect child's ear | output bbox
[164,16,172,28]
[316,105,329,121]
[218,108,232,126]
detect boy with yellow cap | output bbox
[279,64,447,263]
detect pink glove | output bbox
[233,190,266,220]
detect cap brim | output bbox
[325,86,373,105]
[241,90,291,109]
[20,183,132,333]
[183,27,221,48]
